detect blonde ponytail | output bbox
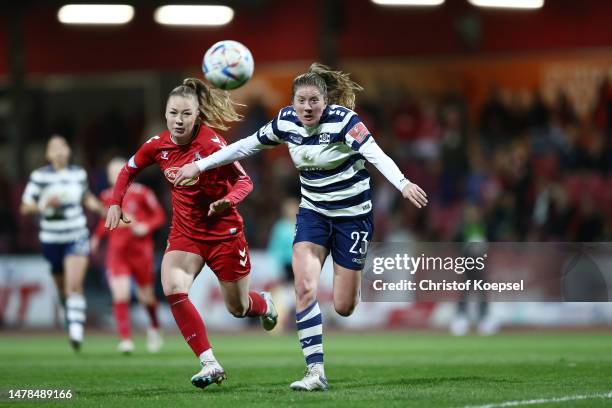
[169,78,242,131]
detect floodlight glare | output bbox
[371,0,445,6]
[154,5,234,26]
[468,0,544,9]
[58,4,134,25]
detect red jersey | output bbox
[95,183,166,255]
[111,125,253,241]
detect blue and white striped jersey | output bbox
[22,165,90,244]
[257,105,374,218]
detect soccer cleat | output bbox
[69,339,81,353]
[191,361,226,389]
[477,316,500,336]
[290,364,329,391]
[68,322,84,352]
[117,339,135,354]
[146,328,163,353]
[260,291,278,331]
[450,314,469,336]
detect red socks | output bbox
[146,303,159,329]
[246,291,267,317]
[113,302,131,340]
[166,293,211,356]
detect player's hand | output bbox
[105,205,131,230]
[131,222,150,237]
[44,196,61,209]
[208,199,232,216]
[174,163,200,187]
[402,182,428,209]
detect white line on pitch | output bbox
[460,391,612,408]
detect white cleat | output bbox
[68,322,84,352]
[147,328,163,353]
[450,315,470,336]
[191,360,226,389]
[117,339,135,354]
[260,291,278,331]
[477,316,500,336]
[290,363,329,391]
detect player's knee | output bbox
[334,299,358,317]
[227,302,248,318]
[136,287,154,304]
[136,293,152,305]
[162,283,186,296]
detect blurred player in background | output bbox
[451,203,499,336]
[267,197,299,331]
[91,157,166,354]
[175,63,428,391]
[20,135,104,351]
[105,78,278,389]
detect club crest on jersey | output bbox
[161,151,169,160]
[347,122,369,144]
[163,166,199,186]
[319,133,331,144]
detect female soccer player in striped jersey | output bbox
[174,63,428,391]
[21,135,105,351]
[105,78,278,389]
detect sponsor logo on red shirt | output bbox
[163,167,199,186]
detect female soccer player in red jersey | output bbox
[92,157,166,354]
[105,78,277,389]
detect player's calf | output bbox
[226,302,248,318]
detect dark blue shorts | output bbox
[42,236,90,275]
[294,207,373,271]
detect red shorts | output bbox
[107,250,155,287]
[165,231,251,282]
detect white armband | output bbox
[359,140,410,192]
[196,133,266,172]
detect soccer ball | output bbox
[202,40,254,90]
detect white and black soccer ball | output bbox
[202,40,254,90]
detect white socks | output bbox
[66,294,86,342]
[199,348,216,365]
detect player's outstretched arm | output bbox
[174,134,266,186]
[359,140,428,208]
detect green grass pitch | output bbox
[1,331,611,407]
